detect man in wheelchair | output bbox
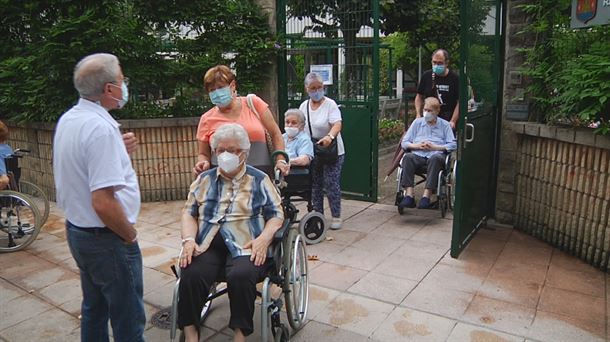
[178,123,284,342]
[398,97,457,210]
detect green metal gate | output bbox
[451,0,505,257]
[277,0,380,201]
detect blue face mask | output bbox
[209,86,233,107]
[432,64,446,75]
[308,89,324,102]
[109,81,129,109]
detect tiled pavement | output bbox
[1,200,609,342]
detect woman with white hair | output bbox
[282,108,314,166]
[178,123,284,342]
[299,72,345,229]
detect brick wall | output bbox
[512,123,610,270]
[7,118,200,203]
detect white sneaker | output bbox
[330,217,342,230]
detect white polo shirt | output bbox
[53,98,140,227]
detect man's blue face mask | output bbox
[209,86,233,108]
[432,64,446,75]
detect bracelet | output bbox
[277,159,288,165]
[327,133,335,140]
[181,236,195,245]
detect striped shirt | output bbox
[184,164,284,258]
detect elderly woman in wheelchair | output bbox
[174,123,308,342]
[397,97,457,212]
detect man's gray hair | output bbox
[284,108,306,125]
[210,123,251,151]
[432,49,450,62]
[73,53,121,99]
[304,72,324,87]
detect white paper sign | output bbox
[310,64,333,85]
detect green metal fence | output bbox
[277,0,380,201]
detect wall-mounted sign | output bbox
[571,0,610,28]
[310,64,333,85]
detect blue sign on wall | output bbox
[571,0,610,28]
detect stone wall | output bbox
[7,118,200,203]
[512,123,610,269]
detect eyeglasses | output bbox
[215,148,242,154]
[111,77,129,86]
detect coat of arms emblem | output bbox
[576,0,597,23]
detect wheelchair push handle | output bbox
[11,149,31,158]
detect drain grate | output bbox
[150,306,173,330]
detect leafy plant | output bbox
[518,0,610,134]
[378,118,404,145]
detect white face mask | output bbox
[423,111,436,122]
[285,127,299,138]
[217,152,241,173]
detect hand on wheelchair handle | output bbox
[317,136,332,147]
[192,160,211,177]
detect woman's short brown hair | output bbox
[203,65,236,93]
[0,121,8,142]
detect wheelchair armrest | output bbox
[273,218,291,242]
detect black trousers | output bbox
[177,233,271,336]
[400,153,446,191]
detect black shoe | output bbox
[418,197,432,209]
[398,195,416,209]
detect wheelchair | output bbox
[169,171,310,342]
[280,166,327,245]
[394,151,457,218]
[0,149,50,252]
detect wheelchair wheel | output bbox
[395,191,404,215]
[0,190,42,252]
[439,193,447,218]
[298,211,326,245]
[283,229,309,331]
[18,181,50,227]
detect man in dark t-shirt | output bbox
[415,49,459,129]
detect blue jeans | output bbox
[66,221,146,342]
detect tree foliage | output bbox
[0,0,276,122]
[519,0,610,134]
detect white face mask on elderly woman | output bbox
[217,151,241,173]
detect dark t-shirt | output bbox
[417,69,459,122]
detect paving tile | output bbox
[0,295,52,330]
[315,292,394,337]
[24,232,67,255]
[15,266,77,292]
[545,264,605,298]
[331,246,394,271]
[291,320,372,342]
[343,209,395,233]
[348,272,417,305]
[369,221,422,241]
[371,306,456,341]
[143,280,176,309]
[138,240,180,268]
[0,308,79,342]
[36,243,74,265]
[410,223,453,246]
[308,262,367,291]
[324,229,367,246]
[139,226,181,249]
[497,243,552,267]
[439,249,497,275]
[462,295,536,337]
[507,231,553,251]
[538,287,605,324]
[304,241,346,263]
[306,285,342,321]
[0,252,57,283]
[464,235,507,256]
[350,233,405,255]
[402,282,475,320]
[477,278,542,309]
[420,263,487,293]
[487,259,548,285]
[446,322,525,342]
[550,250,597,272]
[143,267,175,295]
[0,279,26,307]
[59,296,82,317]
[373,255,437,282]
[38,277,82,306]
[392,239,449,262]
[528,310,605,342]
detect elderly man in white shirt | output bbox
[53,53,145,342]
[399,97,457,210]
